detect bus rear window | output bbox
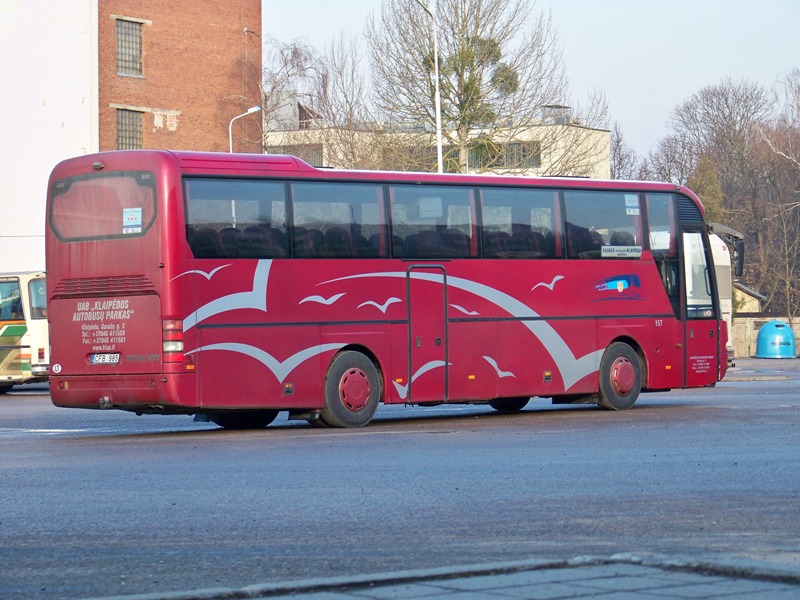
[49,171,157,241]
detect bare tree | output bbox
[764,68,800,170]
[668,77,772,200]
[309,35,387,170]
[756,72,800,321]
[646,134,698,185]
[365,0,608,174]
[610,122,646,180]
[260,36,323,159]
[645,76,799,316]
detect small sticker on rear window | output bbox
[123,207,142,234]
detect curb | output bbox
[722,375,792,381]
[86,554,800,600]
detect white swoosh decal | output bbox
[299,293,346,306]
[392,360,449,400]
[187,342,346,383]
[531,275,564,292]
[170,264,232,282]
[358,297,401,314]
[324,271,603,390]
[450,304,479,316]
[483,355,516,379]
[184,260,272,332]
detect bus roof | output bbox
[53,149,706,214]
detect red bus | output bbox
[45,150,726,429]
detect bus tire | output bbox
[0,385,12,395]
[210,410,279,430]
[489,397,530,412]
[597,342,642,411]
[321,351,381,428]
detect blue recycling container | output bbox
[755,320,797,358]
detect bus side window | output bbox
[290,182,387,259]
[184,178,288,259]
[563,191,642,259]
[478,187,557,258]
[390,184,476,259]
[646,193,681,318]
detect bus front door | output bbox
[407,265,448,404]
[682,231,721,386]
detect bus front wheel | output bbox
[597,342,642,411]
[321,351,381,428]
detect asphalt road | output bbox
[1,359,799,599]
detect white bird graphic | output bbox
[483,355,516,379]
[392,361,449,400]
[299,293,346,306]
[531,275,565,292]
[187,342,346,383]
[184,260,272,332]
[170,264,231,281]
[450,304,479,316]
[358,297,401,314]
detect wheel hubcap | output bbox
[610,357,635,396]
[339,368,370,412]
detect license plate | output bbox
[91,353,120,365]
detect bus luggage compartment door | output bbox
[406,265,448,404]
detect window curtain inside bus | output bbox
[50,172,156,241]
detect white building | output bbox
[0,1,98,271]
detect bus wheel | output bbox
[489,397,530,412]
[597,342,642,411]
[210,410,279,430]
[0,385,12,395]
[321,351,380,428]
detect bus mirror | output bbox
[734,240,744,278]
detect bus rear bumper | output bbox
[49,373,198,414]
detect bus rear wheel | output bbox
[597,342,642,411]
[210,410,279,430]
[489,397,530,412]
[321,351,381,428]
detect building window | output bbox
[469,141,542,170]
[116,19,143,76]
[117,109,143,149]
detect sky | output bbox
[262,0,800,155]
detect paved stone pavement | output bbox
[91,555,800,599]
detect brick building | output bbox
[98,0,262,153]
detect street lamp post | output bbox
[414,0,443,173]
[228,105,261,153]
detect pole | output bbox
[414,0,443,173]
[228,105,261,153]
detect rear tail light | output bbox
[38,348,45,362]
[162,319,184,363]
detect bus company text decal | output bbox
[72,299,133,351]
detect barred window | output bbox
[116,109,143,149]
[116,19,142,76]
[469,141,541,170]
